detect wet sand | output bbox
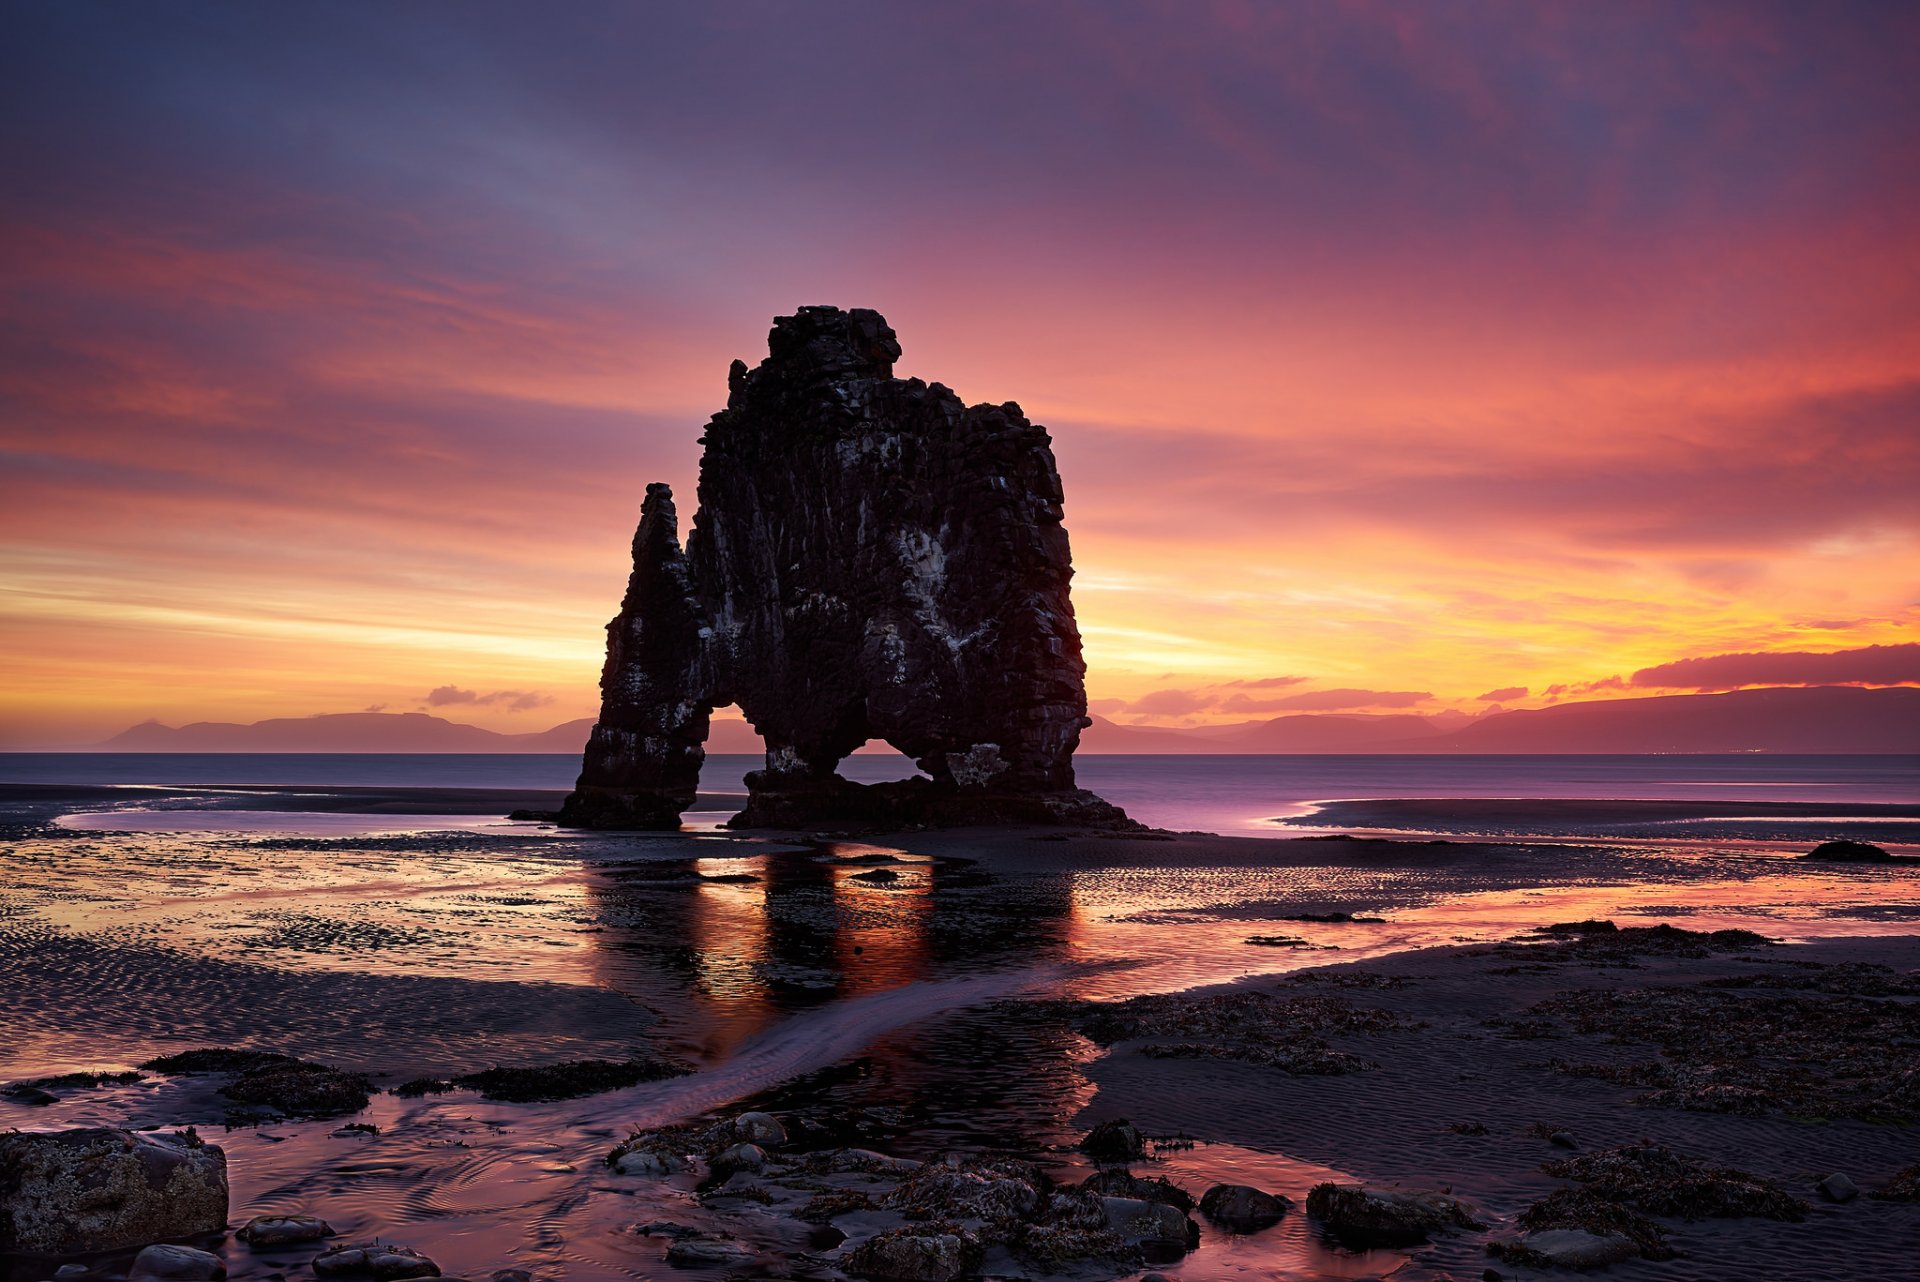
[2,784,1917,1280]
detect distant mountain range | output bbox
[84,685,1918,754]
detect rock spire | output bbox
[559,306,1131,831]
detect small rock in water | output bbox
[663,1236,754,1268]
[489,1272,533,1282]
[0,1127,228,1253]
[331,1123,380,1138]
[1519,1228,1638,1269]
[128,1245,226,1282]
[1804,840,1892,862]
[238,1213,335,1246]
[1079,1168,1194,1209]
[1817,1172,1860,1203]
[732,1110,787,1145]
[1549,1130,1580,1150]
[1101,1196,1199,1257]
[1080,1118,1145,1161]
[711,1141,768,1177]
[54,1267,91,1280]
[311,1243,439,1280]
[842,1228,982,1282]
[1305,1182,1485,1247]
[1199,1182,1291,1232]
[635,1221,704,1238]
[613,1148,679,1177]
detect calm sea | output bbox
[2,752,1913,835]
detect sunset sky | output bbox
[3,1,1918,746]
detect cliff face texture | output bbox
[559,306,1132,831]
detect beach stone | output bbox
[237,1213,334,1246]
[1804,840,1892,862]
[1079,1168,1194,1209]
[636,1221,704,1238]
[813,1147,923,1175]
[0,1126,228,1253]
[613,1148,679,1177]
[710,1141,768,1177]
[490,1272,533,1282]
[1080,1118,1145,1161]
[842,1227,982,1282]
[127,1246,226,1282]
[311,1244,440,1280]
[54,1267,90,1279]
[1817,1172,1860,1202]
[664,1236,753,1268]
[1549,1130,1580,1149]
[557,306,1134,834]
[1305,1182,1485,1247]
[1520,1228,1638,1268]
[733,1110,787,1145]
[1199,1182,1290,1231]
[1101,1196,1199,1253]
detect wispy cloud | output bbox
[423,685,555,712]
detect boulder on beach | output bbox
[710,1141,768,1178]
[1817,1172,1860,1203]
[1078,1169,1195,1210]
[237,1213,335,1246]
[128,1245,226,1282]
[842,1227,983,1282]
[1804,840,1893,862]
[1099,1195,1199,1256]
[311,1243,440,1280]
[1515,1227,1638,1269]
[1199,1182,1291,1232]
[1079,1118,1145,1161]
[0,1127,228,1253]
[664,1235,754,1268]
[1305,1181,1485,1247]
[731,1110,787,1146]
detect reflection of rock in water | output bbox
[560,306,1133,832]
[579,847,1076,1058]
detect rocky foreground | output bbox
[4,919,1917,1281]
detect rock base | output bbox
[727,775,1142,833]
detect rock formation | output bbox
[0,1127,228,1253]
[560,305,1131,831]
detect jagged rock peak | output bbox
[559,305,1134,833]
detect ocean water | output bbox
[3,751,1919,1279]
[2,752,1914,836]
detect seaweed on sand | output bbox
[452,1056,690,1102]
[1541,1142,1807,1222]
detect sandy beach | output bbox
[3,775,1917,1281]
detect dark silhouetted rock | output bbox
[128,1245,225,1282]
[560,306,1133,833]
[311,1243,440,1280]
[1306,1182,1484,1247]
[1080,1118,1146,1161]
[1805,840,1892,862]
[0,1127,227,1253]
[238,1213,335,1246]
[842,1227,982,1282]
[1199,1182,1291,1231]
[1817,1172,1859,1203]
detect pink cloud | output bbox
[1630,643,1920,690]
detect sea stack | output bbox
[560,305,1131,831]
